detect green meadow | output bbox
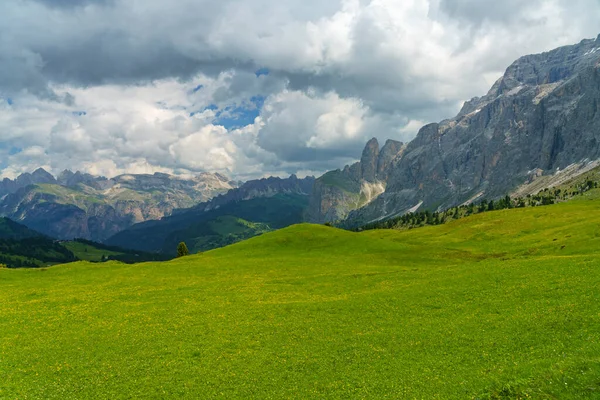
[2,194,600,398]
[62,241,126,262]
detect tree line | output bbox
[357,178,599,232]
[0,237,77,268]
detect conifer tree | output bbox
[177,242,190,257]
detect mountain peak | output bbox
[360,138,380,182]
[32,167,55,180]
[32,167,48,174]
[20,168,56,185]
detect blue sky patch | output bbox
[189,104,218,117]
[9,146,22,155]
[0,145,20,169]
[192,84,204,93]
[255,68,270,77]
[72,111,87,116]
[213,96,265,129]
[6,98,13,106]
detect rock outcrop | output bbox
[306,138,404,223]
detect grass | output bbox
[1,194,600,398]
[206,216,269,237]
[62,241,125,262]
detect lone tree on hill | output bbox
[177,242,190,258]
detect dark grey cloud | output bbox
[437,0,543,26]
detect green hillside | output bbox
[0,217,43,240]
[163,215,271,254]
[2,194,600,398]
[62,240,128,262]
[0,237,77,268]
[0,218,78,268]
[63,239,172,264]
[107,193,309,254]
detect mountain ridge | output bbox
[0,169,238,241]
[311,33,600,226]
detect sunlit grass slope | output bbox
[62,241,125,262]
[2,193,600,398]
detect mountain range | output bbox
[106,174,315,254]
[0,169,237,241]
[309,34,600,226]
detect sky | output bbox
[0,0,599,180]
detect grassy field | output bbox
[62,241,126,262]
[1,194,600,398]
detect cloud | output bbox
[0,0,599,179]
[31,0,114,8]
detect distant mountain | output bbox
[106,175,315,254]
[0,168,56,196]
[310,34,600,226]
[0,169,238,241]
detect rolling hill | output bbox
[2,191,600,397]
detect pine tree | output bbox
[177,242,190,258]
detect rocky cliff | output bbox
[306,138,404,223]
[0,170,237,241]
[336,34,600,226]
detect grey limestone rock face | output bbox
[361,138,380,183]
[342,34,600,226]
[306,138,404,223]
[378,139,406,179]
